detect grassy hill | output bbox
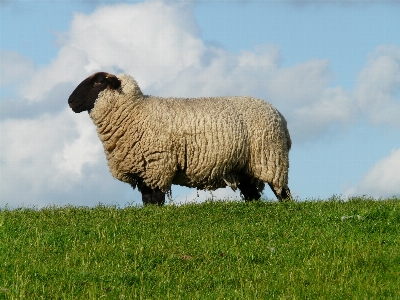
[1,197,399,299]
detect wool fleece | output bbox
[89,74,291,195]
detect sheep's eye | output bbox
[94,80,104,86]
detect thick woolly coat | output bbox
[89,74,291,194]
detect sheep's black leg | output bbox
[281,186,293,201]
[152,188,166,206]
[268,183,293,202]
[137,182,165,206]
[238,177,261,201]
[267,183,280,199]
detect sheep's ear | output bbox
[105,74,121,89]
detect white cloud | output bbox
[18,1,357,140]
[267,59,333,104]
[22,46,90,102]
[156,48,355,142]
[291,86,353,140]
[51,110,102,177]
[153,45,281,97]
[21,1,204,101]
[0,109,124,208]
[173,187,242,205]
[0,50,35,88]
[265,59,354,141]
[354,45,400,129]
[344,148,400,198]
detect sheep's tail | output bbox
[283,114,292,151]
[286,126,291,151]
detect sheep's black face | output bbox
[68,72,121,113]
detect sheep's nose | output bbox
[68,97,75,104]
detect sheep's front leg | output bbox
[137,182,165,206]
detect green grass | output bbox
[1,197,399,299]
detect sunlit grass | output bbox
[1,197,399,299]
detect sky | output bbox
[0,0,399,208]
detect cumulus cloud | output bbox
[1,82,76,120]
[173,184,281,205]
[21,1,203,101]
[0,110,91,204]
[344,148,400,198]
[354,45,400,129]
[18,1,356,141]
[153,46,354,142]
[265,59,354,141]
[0,50,35,88]
[174,187,242,205]
[0,108,139,208]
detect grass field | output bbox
[1,197,399,299]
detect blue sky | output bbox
[1,0,399,208]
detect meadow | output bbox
[1,197,399,299]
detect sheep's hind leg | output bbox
[238,177,261,201]
[281,186,292,201]
[138,182,165,206]
[268,183,293,202]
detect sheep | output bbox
[68,72,293,206]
